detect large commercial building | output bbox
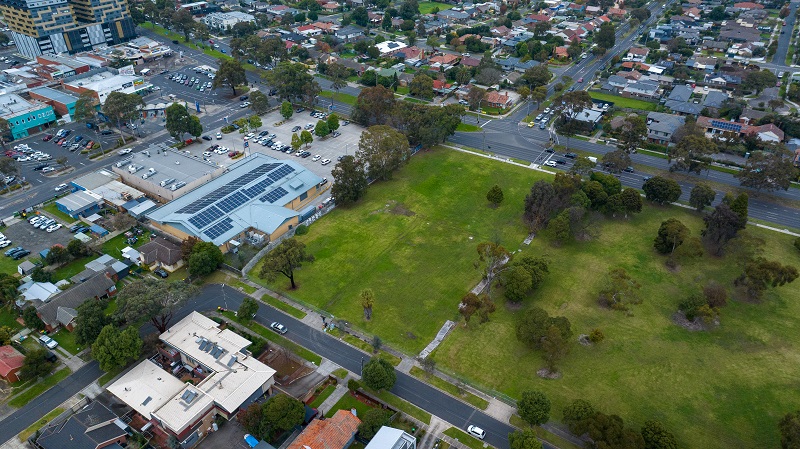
[147,153,324,252]
[0,93,56,139]
[63,70,152,104]
[0,0,135,58]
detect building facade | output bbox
[0,0,135,58]
[0,93,56,139]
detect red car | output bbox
[228,151,241,157]
[56,138,65,146]
[85,140,94,149]
[42,134,53,141]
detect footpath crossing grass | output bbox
[588,91,657,111]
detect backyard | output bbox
[418,1,453,13]
[588,91,658,111]
[251,146,800,449]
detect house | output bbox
[733,1,764,9]
[437,9,470,22]
[138,237,184,272]
[647,112,686,144]
[485,91,512,108]
[294,24,322,36]
[35,402,127,449]
[703,91,729,110]
[286,410,361,449]
[36,272,116,332]
[567,2,584,13]
[394,46,424,60]
[376,41,408,56]
[18,281,60,303]
[107,312,276,443]
[18,260,36,276]
[695,115,784,141]
[460,56,481,67]
[665,100,703,116]
[491,25,511,37]
[322,1,339,11]
[432,79,456,95]
[70,254,130,284]
[0,345,24,383]
[667,85,693,102]
[608,75,628,89]
[365,426,417,449]
[334,26,364,43]
[429,53,459,65]
[497,57,538,72]
[607,7,626,19]
[585,5,601,16]
[554,46,569,59]
[627,47,650,62]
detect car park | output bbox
[467,425,486,440]
[39,335,58,349]
[270,322,287,334]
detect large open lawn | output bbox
[434,204,800,449]
[588,91,657,111]
[250,149,541,353]
[418,1,453,14]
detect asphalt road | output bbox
[0,284,526,449]
[773,0,799,69]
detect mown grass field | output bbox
[250,149,539,353]
[588,91,657,111]
[418,1,454,13]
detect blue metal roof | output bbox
[29,86,79,105]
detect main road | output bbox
[0,285,525,449]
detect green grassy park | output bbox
[588,91,657,111]
[418,1,454,13]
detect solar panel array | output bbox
[711,120,742,133]
[217,191,249,213]
[241,177,275,198]
[176,163,280,214]
[260,187,288,204]
[204,218,233,240]
[189,206,224,228]
[269,165,295,181]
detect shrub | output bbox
[295,224,309,235]
[347,378,361,392]
[221,125,235,133]
[588,328,605,343]
[679,293,707,321]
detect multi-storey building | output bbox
[0,0,135,58]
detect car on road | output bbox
[623,166,635,173]
[38,335,58,349]
[55,183,69,192]
[320,158,331,165]
[578,77,584,83]
[466,425,486,440]
[312,155,321,161]
[12,249,30,260]
[544,160,557,167]
[101,130,113,135]
[535,114,543,121]
[216,132,223,139]
[270,322,287,334]
[118,148,132,155]
[543,108,551,114]
[202,135,212,141]
[154,268,169,278]
[292,126,302,132]
[545,148,555,153]
[539,122,546,129]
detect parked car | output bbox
[0,240,11,248]
[4,246,23,256]
[12,249,30,260]
[564,152,577,159]
[312,155,321,161]
[292,126,302,132]
[544,160,557,167]
[216,132,223,139]
[42,134,53,141]
[270,322,287,334]
[46,224,62,233]
[39,335,58,349]
[202,135,212,141]
[320,159,331,165]
[466,426,486,440]
[154,268,169,278]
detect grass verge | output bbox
[222,311,322,365]
[409,366,489,409]
[18,407,65,441]
[41,203,75,224]
[341,334,401,366]
[319,90,357,106]
[588,91,657,111]
[204,270,257,294]
[332,368,348,378]
[98,365,125,387]
[9,368,71,408]
[309,384,336,408]
[261,294,307,319]
[456,123,481,132]
[367,387,432,424]
[443,427,484,449]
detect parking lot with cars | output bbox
[2,213,74,261]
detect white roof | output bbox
[107,359,185,418]
[365,426,416,449]
[152,384,215,435]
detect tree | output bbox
[475,241,511,297]
[259,238,314,289]
[735,148,797,191]
[0,326,12,346]
[172,9,195,41]
[351,86,396,126]
[165,103,194,141]
[44,245,70,266]
[668,135,717,173]
[598,268,641,310]
[20,348,54,380]
[300,130,313,148]
[362,357,396,390]
[780,410,800,449]
[595,22,615,50]
[520,65,552,88]
[503,266,533,303]
[31,267,51,283]
[237,296,259,322]
[250,90,270,115]
[239,403,265,438]
[516,307,571,350]
[102,92,144,141]
[702,204,742,256]
[73,90,99,125]
[290,133,302,151]
[476,67,502,86]
[523,181,558,231]
[642,176,681,205]
[518,390,551,426]
[653,218,690,255]
[728,192,748,228]
[553,90,593,149]
[22,306,45,331]
[569,156,597,176]
[331,155,368,206]
[187,241,224,277]
[281,101,294,120]
[357,125,410,181]
[263,394,304,436]
[618,115,646,153]
[689,183,715,211]
[75,299,109,347]
[358,409,392,439]
[563,399,596,435]
[734,257,798,301]
[327,63,349,102]
[602,149,631,174]
[0,155,18,179]
[641,420,678,449]
[487,184,504,207]
[314,120,330,137]
[327,113,340,132]
[743,70,777,94]
[541,324,570,372]
[399,0,418,19]
[360,288,375,320]
[213,58,247,96]
[265,62,319,103]
[619,188,643,217]
[509,429,543,449]
[518,86,531,102]
[92,325,142,371]
[409,74,434,99]
[114,278,198,332]
[529,86,547,111]
[467,86,486,111]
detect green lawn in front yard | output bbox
[249,148,540,354]
[8,367,71,408]
[588,91,657,111]
[52,255,96,282]
[418,1,453,13]
[325,392,375,418]
[308,384,336,408]
[41,203,76,224]
[434,203,800,449]
[50,328,82,355]
[0,308,22,331]
[101,230,150,258]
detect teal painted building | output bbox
[0,93,56,140]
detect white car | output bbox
[38,335,58,349]
[0,240,11,248]
[118,148,132,155]
[17,156,30,162]
[216,132,223,139]
[467,425,486,440]
[270,322,287,334]
[46,224,62,233]
[42,167,55,173]
[544,161,557,167]
[203,151,213,157]
[320,159,331,165]
[312,155,321,161]
[54,183,68,192]
[245,132,255,139]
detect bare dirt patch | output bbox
[672,311,718,332]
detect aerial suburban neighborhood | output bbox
[0,0,797,446]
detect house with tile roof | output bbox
[286,410,360,449]
[647,112,686,144]
[607,7,626,19]
[485,91,513,108]
[138,237,184,272]
[36,272,116,332]
[0,345,25,382]
[554,46,569,59]
[35,402,127,449]
[696,116,785,142]
[432,79,456,95]
[733,1,764,9]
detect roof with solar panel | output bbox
[147,153,324,245]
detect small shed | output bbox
[18,260,36,276]
[89,224,109,237]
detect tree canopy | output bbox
[362,357,396,390]
[356,125,410,181]
[75,299,110,346]
[258,238,314,289]
[92,324,142,371]
[213,58,247,96]
[187,241,224,277]
[114,278,198,332]
[518,390,551,426]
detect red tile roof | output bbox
[286,410,360,449]
[733,1,764,8]
[485,91,510,105]
[628,47,649,55]
[432,79,452,89]
[0,345,25,378]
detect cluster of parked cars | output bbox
[0,231,11,249]
[0,55,19,65]
[201,144,240,159]
[29,215,62,233]
[529,108,553,129]
[171,73,214,92]
[9,144,51,163]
